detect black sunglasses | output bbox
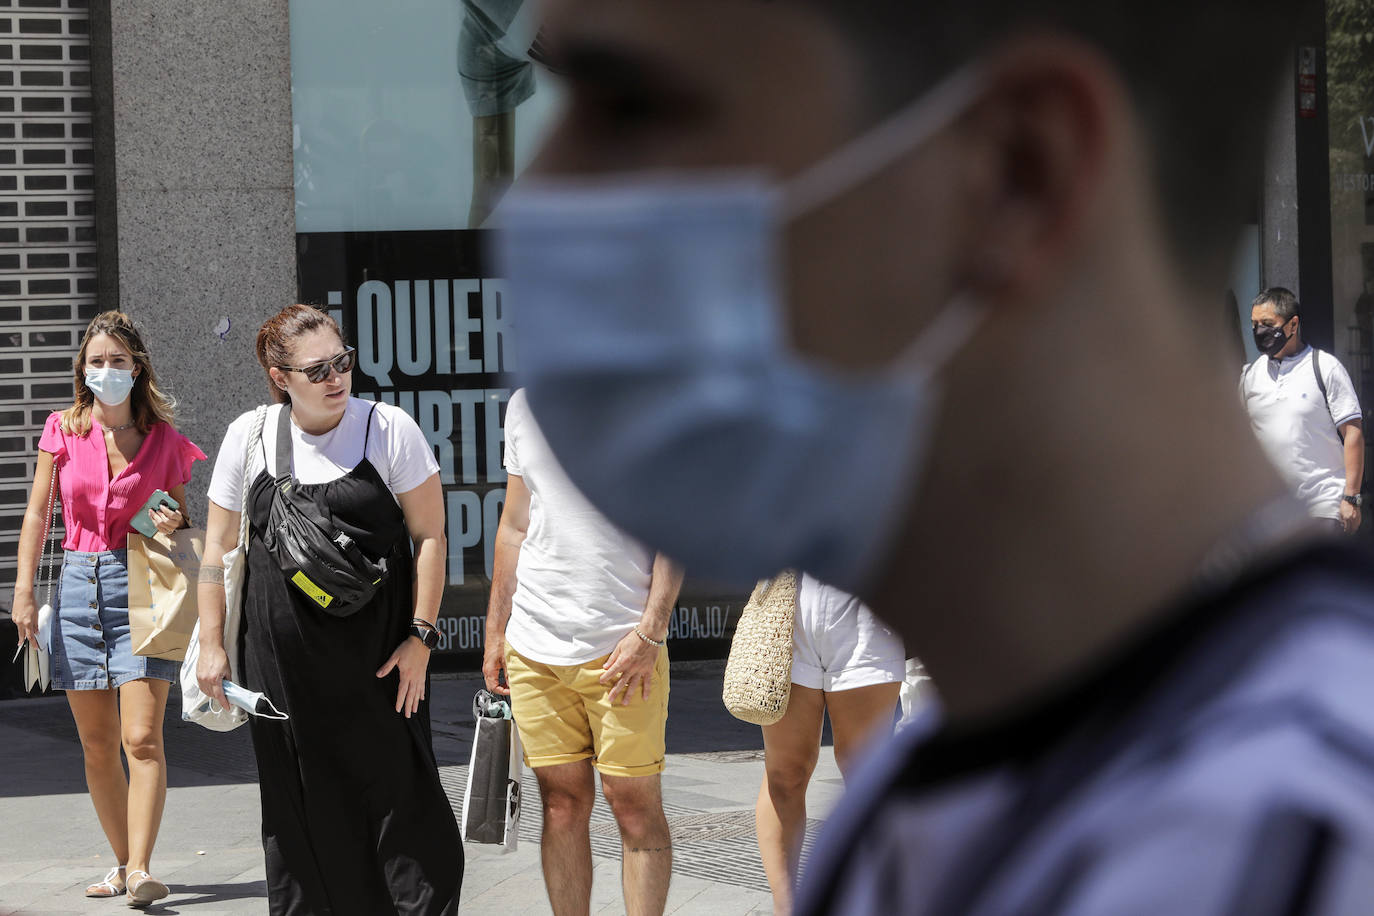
[278,347,357,384]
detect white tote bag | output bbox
[181,406,265,732]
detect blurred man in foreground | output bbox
[496,1,1374,912]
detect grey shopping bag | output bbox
[460,689,524,850]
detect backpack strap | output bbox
[1311,349,1344,442]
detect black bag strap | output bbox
[274,402,294,488]
[1312,348,1328,405]
[362,401,378,455]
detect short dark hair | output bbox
[800,1,1299,285]
[1253,287,1300,321]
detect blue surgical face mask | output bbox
[494,67,984,593]
[221,680,288,720]
[85,367,136,407]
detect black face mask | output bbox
[1253,323,1290,357]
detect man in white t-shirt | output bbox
[1242,287,1365,533]
[483,389,684,916]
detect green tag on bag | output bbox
[291,570,334,608]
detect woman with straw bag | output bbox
[727,571,906,915]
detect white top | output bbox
[503,389,656,666]
[207,398,440,511]
[1240,346,1361,520]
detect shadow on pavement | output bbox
[0,659,768,799]
[131,880,269,914]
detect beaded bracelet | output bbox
[633,626,666,648]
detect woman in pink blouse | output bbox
[11,311,205,908]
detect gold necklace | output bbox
[103,420,136,433]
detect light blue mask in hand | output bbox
[221,680,289,720]
[494,65,985,593]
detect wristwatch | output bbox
[409,622,440,649]
[1343,493,1363,507]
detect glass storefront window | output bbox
[289,1,745,663]
[290,0,561,233]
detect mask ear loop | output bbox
[781,64,984,222]
[898,294,986,376]
[253,696,290,720]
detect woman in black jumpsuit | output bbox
[196,306,462,915]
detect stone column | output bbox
[90,0,296,522]
[1261,66,1301,295]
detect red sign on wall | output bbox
[1298,47,1319,119]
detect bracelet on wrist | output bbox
[633,626,666,648]
[411,617,438,632]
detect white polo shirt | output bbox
[503,389,656,666]
[1240,346,1361,520]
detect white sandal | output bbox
[124,870,169,908]
[86,865,126,898]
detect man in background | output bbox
[1243,286,1364,533]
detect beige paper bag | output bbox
[127,529,204,662]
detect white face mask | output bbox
[494,66,984,592]
[85,367,136,407]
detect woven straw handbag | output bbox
[722,570,798,725]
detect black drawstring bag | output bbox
[260,403,388,617]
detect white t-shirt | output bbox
[1240,346,1361,520]
[208,398,440,511]
[503,389,656,666]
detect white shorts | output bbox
[792,573,906,692]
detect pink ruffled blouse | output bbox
[38,412,207,552]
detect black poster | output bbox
[297,229,743,668]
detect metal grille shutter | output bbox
[0,0,97,602]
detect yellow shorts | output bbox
[505,645,670,778]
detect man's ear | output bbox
[958,36,1119,302]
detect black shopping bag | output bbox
[460,689,524,850]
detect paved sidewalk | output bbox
[0,661,848,915]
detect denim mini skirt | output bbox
[50,549,180,691]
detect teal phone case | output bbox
[131,490,178,537]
